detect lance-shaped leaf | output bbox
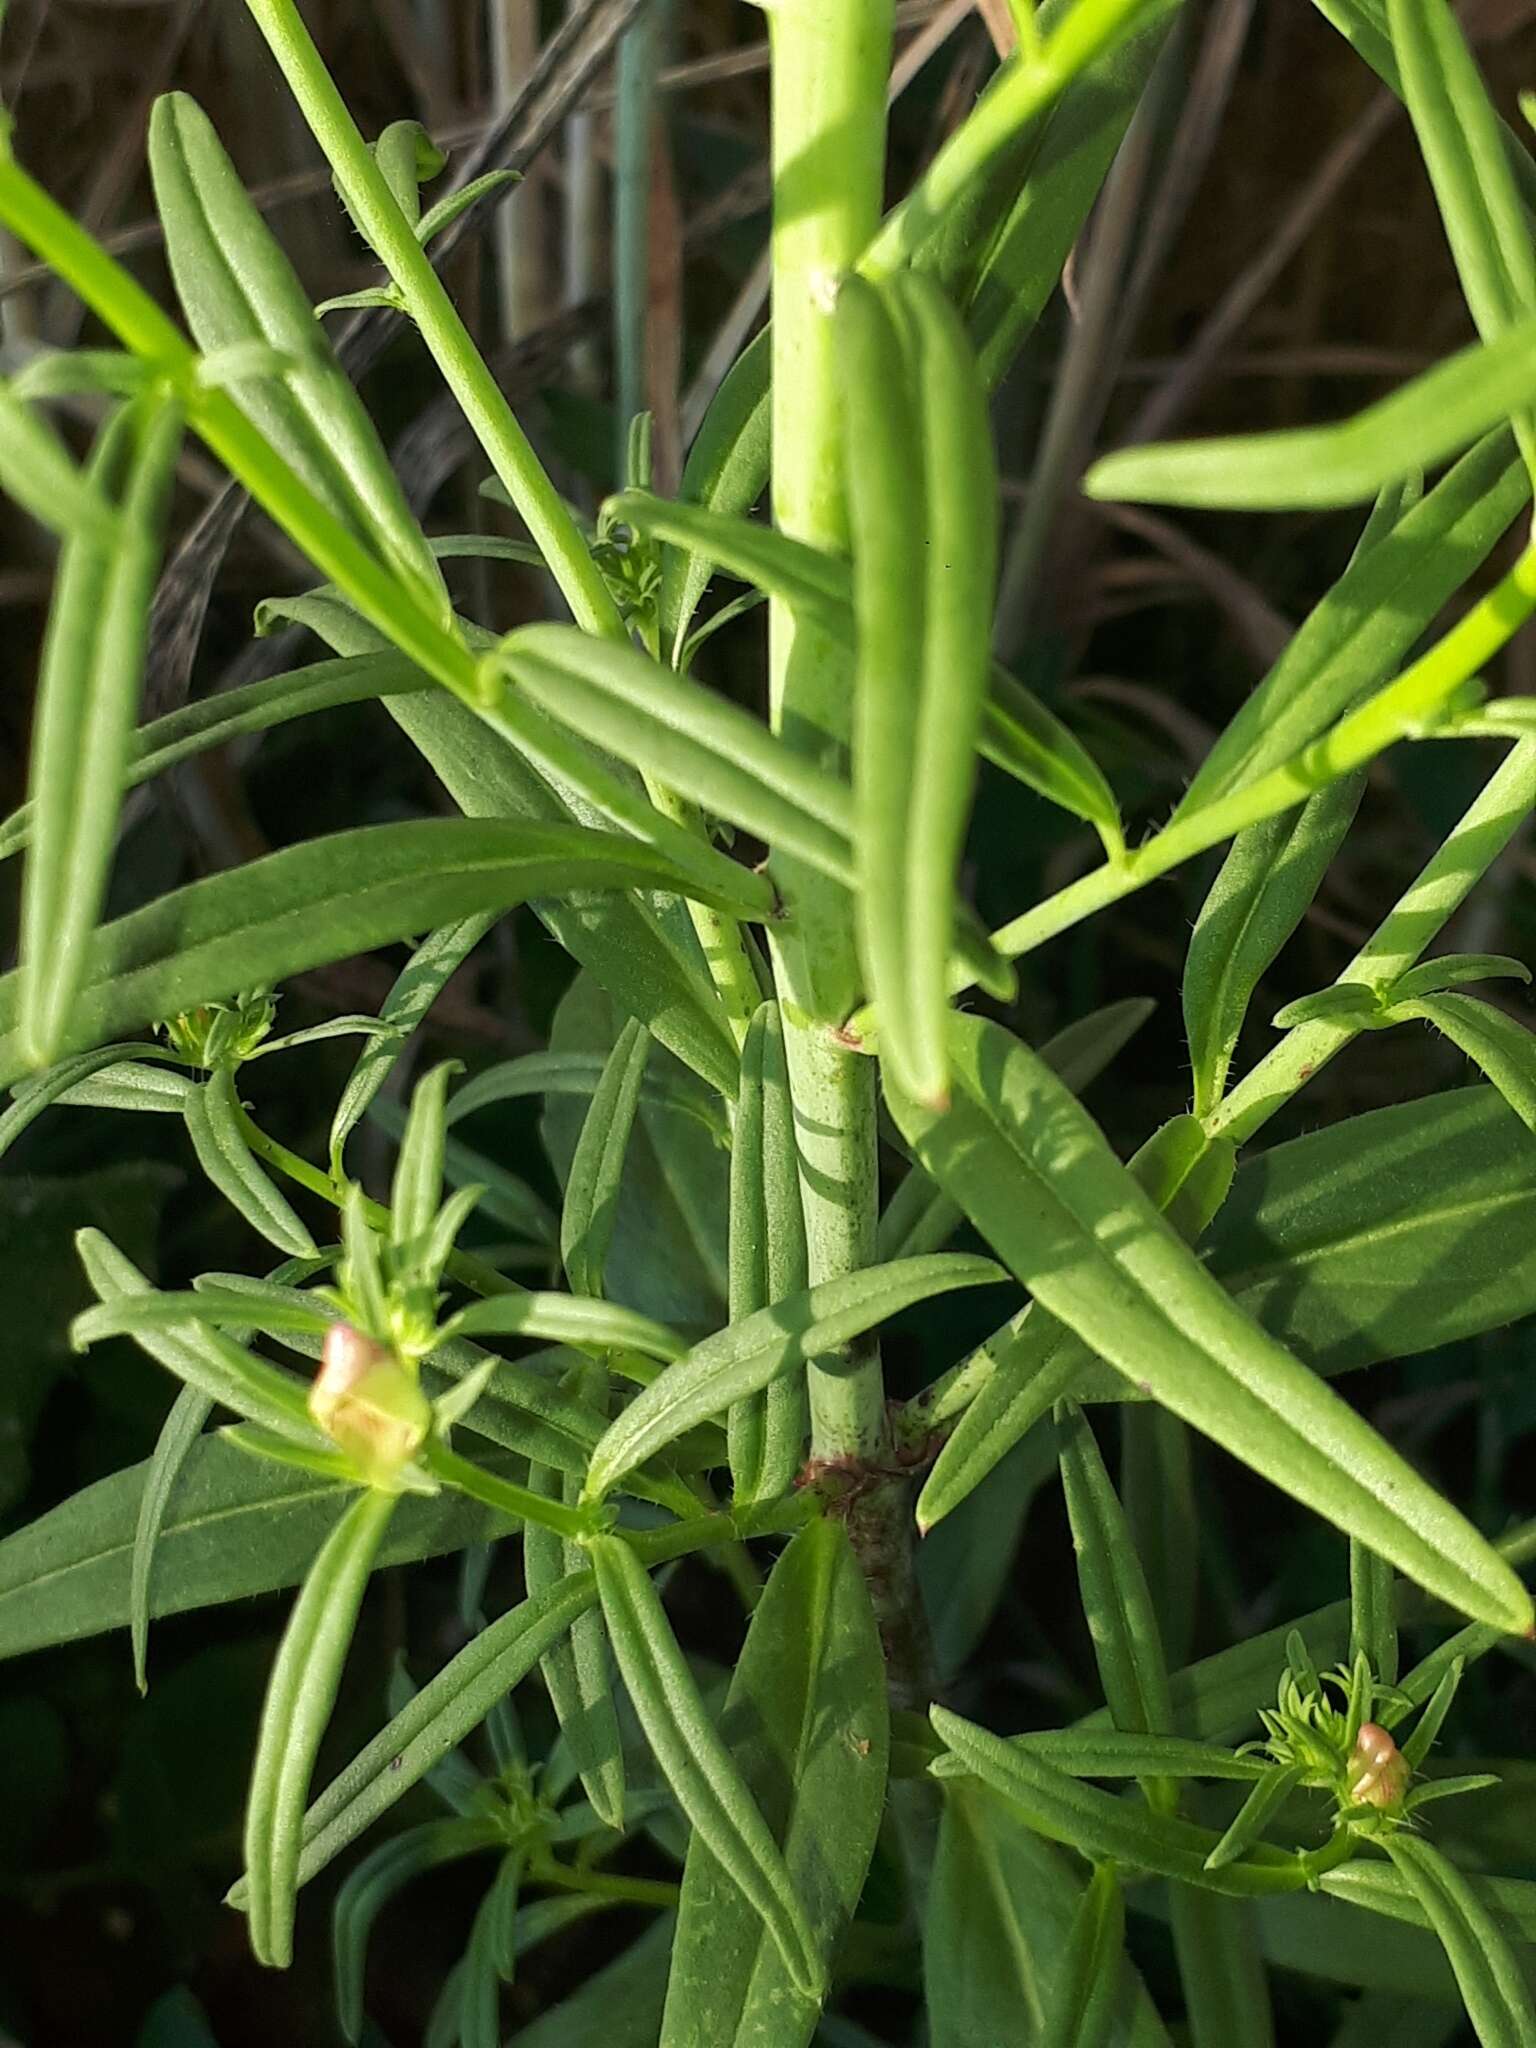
[1040,1861,1125,2048]
[583,1253,1003,1503]
[930,1728,1266,1784]
[926,1781,1169,2048]
[918,1113,1234,1532]
[607,490,1119,845]
[661,1518,887,2047]
[589,1535,824,2003]
[1177,442,1526,815]
[229,1571,601,1897]
[278,597,742,1102]
[0,1042,187,1158]
[726,1002,809,1506]
[1204,1764,1309,1874]
[0,818,766,1093]
[183,1069,316,1258]
[929,1706,1316,1899]
[889,1014,1532,1634]
[497,624,856,888]
[561,1017,649,1299]
[0,1424,510,1663]
[386,1059,461,1251]
[448,1048,727,1145]
[1084,314,1536,511]
[1380,1834,1536,2048]
[149,92,447,619]
[455,1849,523,2048]
[18,397,181,1067]
[244,1485,400,1966]
[441,1291,684,1364]
[130,1384,212,1696]
[73,1232,320,1443]
[329,915,494,1175]
[1391,993,1536,1136]
[1351,1539,1399,1688]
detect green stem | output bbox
[242,0,624,643]
[236,1107,522,1301]
[986,542,1536,969]
[767,0,893,1468]
[1209,734,1536,1145]
[423,1440,605,1542]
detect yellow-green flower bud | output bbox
[310,1322,431,1489]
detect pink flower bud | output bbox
[1346,1721,1410,1809]
[310,1323,431,1487]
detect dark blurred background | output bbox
[1,2,1535,2041]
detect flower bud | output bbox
[310,1322,431,1488]
[1346,1721,1410,1809]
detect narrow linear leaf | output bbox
[184,1069,316,1257]
[1084,314,1536,511]
[0,818,766,1093]
[892,1016,1532,1634]
[235,1571,600,1895]
[499,624,857,889]
[584,1253,1003,1502]
[929,1705,1312,1900]
[129,1384,212,1695]
[1351,1539,1399,1687]
[1393,993,1536,1135]
[0,652,427,868]
[1040,1861,1124,2048]
[244,1486,399,1967]
[589,1534,825,2003]
[73,1232,320,1443]
[1380,1834,1536,2048]
[1204,1763,1309,1873]
[334,1819,500,2044]
[1058,1401,1173,1762]
[561,1017,650,1299]
[19,397,182,1065]
[0,1043,185,1159]
[524,1428,626,1832]
[150,92,447,618]
[662,1518,888,2048]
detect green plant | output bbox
[2,0,1536,2041]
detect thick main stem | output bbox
[766,0,894,1469]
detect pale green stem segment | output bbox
[1211,735,1536,1146]
[766,0,894,1464]
[985,542,1536,970]
[241,0,624,643]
